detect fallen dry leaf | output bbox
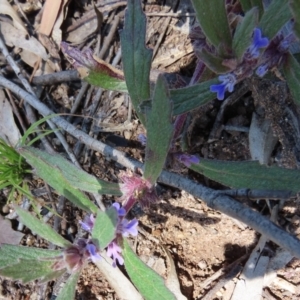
[66,5,103,44]
[0,22,48,61]
[0,89,21,146]
[0,0,27,33]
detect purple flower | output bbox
[256,64,268,77]
[118,218,138,237]
[112,202,126,217]
[247,28,269,58]
[107,240,124,267]
[175,153,200,167]
[119,171,158,210]
[79,214,95,232]
[210,73,236,100]
[86,243,102,263]
[52,239,101,273]
[137,133,147,146]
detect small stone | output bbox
[2,204,9,214]
[124,130,132,140]
[198,260,207,270]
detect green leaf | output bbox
[0,244,61,268]
[91,207,118,250]
[290,0,300,40]
[123,239,176,300]
[170,79,218,115]
[259,0,291,40]
[120,0,153,125]
[85,69,128,93]
[0,258,64,283]
[19,147,98,213]
[233,7,259,60]
[144,75,173,184]
[283,53,300,106]
[195,48,233,74]
[191,0,232,52]
[61,42,128,93]
[21,146,121,196]
[190,159,300,193]
[14,206,72,248]
[239,0,263,19]
[56,272,80,300]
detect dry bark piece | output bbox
[249,111,278,164]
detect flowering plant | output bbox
[2,1,300,300]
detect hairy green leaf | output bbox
[239,0,263,19]
[170,79,218,115]
[19,147,98,213]
[21,146,121,196]
[290,0,300,40]
[123,239,176,300]
[0,258,64,283]
[120,0,153,125]
[259,0,291,40]
[0,244,61,268]
[191,0,232,52]
[144,75,173,184]
[56,272,80,300]
[233,7,259,60]
[195,48,233,74]
[283,53,300,106]
[92,207,118,250]
[191,159,300,193]
[85,69,128,92]
[14,206,72,247]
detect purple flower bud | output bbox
[107,241,124,267]
[137,133,147,146]
[175,153,200,167]
[79,214,95,232]
[247,28,269,58]
[210,73,236,100]
[61,42,97,69]
[52,239,101,273]
[256,64,268,77]
[119,171,157,210]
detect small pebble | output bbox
[198,260,207,270]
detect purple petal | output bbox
[253,28,269,49]
[256,64,268,77]
[175,153,200,167]
[112,203,126,217]
[137,133,147,146]
[107,241,124,267]
[86,244,102,263]
[121,219,138,237]
[210,84,226,100]
[80,214,95,232]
